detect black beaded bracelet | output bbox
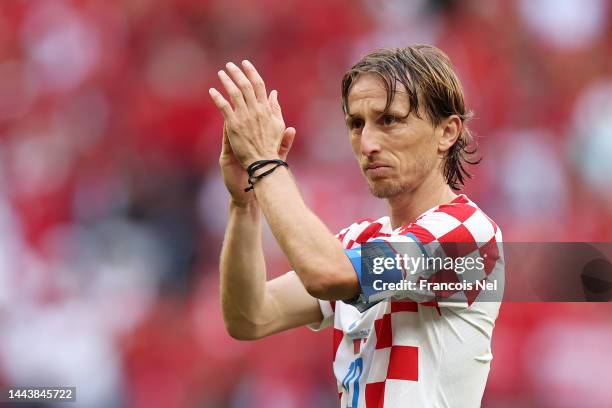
[244,159,289,192]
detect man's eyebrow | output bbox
[344,114,357,125]
[346,108,387,116]
[345,112,361,121]
[346,108,409,118]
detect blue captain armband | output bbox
[343,241,406,312]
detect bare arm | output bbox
[220,200,323,340]
[214,79,326,340]
[210,61,360,300]
[254,168,360,300]
[210,61,360,303]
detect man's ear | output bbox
[438,115,462,154]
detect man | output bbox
[209,45,503,408]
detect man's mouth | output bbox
[364,161,388,170]
[364,162,391,176]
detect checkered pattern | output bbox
[310,194,503,408]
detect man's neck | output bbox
[387,175,458,230]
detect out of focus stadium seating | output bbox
[0,0,610,406]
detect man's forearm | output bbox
[254,166,360,300]
[220,200,271,339]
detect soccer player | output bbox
[209,45,503,408]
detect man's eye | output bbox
[381,115,396,126]
[350,118,364,129]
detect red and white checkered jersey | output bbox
[309,194,503,408]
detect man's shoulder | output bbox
[336,195,502,247]
[401,194,501,244]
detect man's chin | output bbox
[367,181,409,199]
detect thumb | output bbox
[269,90,283,120]
[278,127,296,161]
[220,123,231,156]
[220,123,239,164]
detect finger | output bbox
[268,90,284,121]
[209,87,236,121]
[278,127,296,161]
[241,60,267,103]
[218,70,247,112]
[225,62,258,109]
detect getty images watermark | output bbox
[370,251,497,292]
[358,241,612,303]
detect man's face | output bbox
[346,73,443,198]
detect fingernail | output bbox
[217,70,224,76]
[242,60,251,66]
[226,62,236,69]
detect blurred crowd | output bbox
[0,0,610,407]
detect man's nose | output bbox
[361,123,382,156]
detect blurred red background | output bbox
[0,0,611,407]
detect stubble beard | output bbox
[367,178,412,198]
[364,157,436,199]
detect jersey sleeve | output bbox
[307,299,335,331]
[344,203,502,312]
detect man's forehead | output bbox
[347,73,409,113]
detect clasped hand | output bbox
[209,60,295,169]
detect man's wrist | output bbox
[229,198,259,211]
[251,161,290,192]
[250,161,282,178]
[242,153,281,169]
